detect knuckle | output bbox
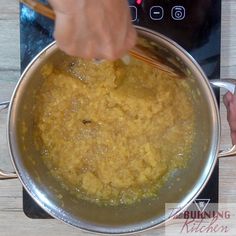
[82,44,94,59]
[57,40,95,59]
[59,44,78,57]
[104,46,120,61]
[127,30,137,48]
[82,50,93,60]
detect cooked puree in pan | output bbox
[33,57,195,205]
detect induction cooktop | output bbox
[20,0,221,219]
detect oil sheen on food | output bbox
[33,57,195,206]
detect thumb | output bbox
[223,91,233,108]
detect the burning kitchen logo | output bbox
[165,200,236,236]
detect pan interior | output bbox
[9,30,219,234]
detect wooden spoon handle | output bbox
[20,0,55,20]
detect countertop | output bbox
[0,0,236,235]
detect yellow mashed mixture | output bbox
[33,57,195,205]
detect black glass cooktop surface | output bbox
[20,0,221,219]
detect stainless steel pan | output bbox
[0,27,236,234]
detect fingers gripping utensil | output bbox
[20,0,183,77]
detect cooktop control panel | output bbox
[128,0,221,55]
[127,0,221,105]
[129,0,186,22]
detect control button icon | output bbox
[171,6,185,20]
[129,6,137,22]
[150,6,164,20]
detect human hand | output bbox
[48,0,137,60]
[223,91,236,144]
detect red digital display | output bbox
[136,0,142,5]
